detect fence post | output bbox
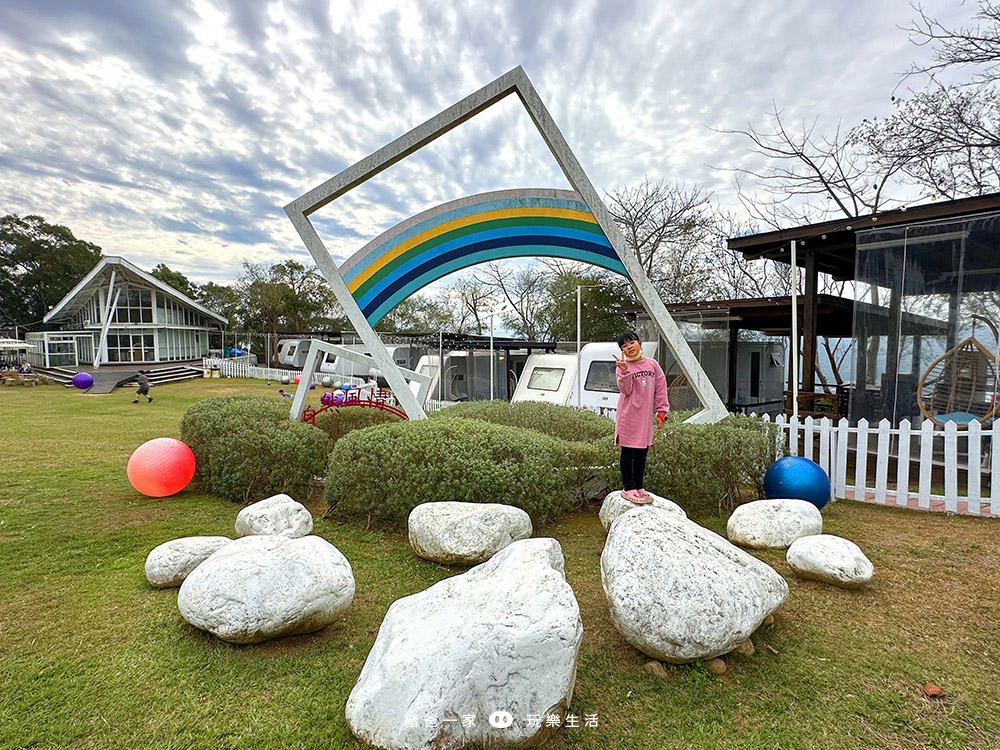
[835,417,849,500]
[944,421,958,513]
[918,420,934,509]
[895,419,911,507]
[874,419,890,504]
[854,418,869,502]
[804,416,815,462]
[789,415,799,456]
[992,423,1000,516]
[818,416,830,474]
[774,414,786,458]
[967,420,982,515]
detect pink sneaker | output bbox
[636,489,653,501]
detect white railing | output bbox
[754,414,999,517]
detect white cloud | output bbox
[0,0,982,288]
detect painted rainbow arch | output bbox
[339,188,627,325]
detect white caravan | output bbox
[511,342,658,417]
[276,339,312,369]
[511,340,785,417]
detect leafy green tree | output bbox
[540,269,636,342]
[150,263,198,298]
[0,214,103,327]
[197,281,240,321]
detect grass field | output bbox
[1,378,999,750]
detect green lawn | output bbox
[1,379,998,749]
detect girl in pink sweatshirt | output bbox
[614,331,669,505]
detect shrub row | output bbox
[429,400,614,442]
[180,395,331,503]
[324,416,608,529]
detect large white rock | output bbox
[407,501,532,564]
[599,490,686,531]
[602,509,788,663]
[786,534,874,588]
[346,538,582,750]
[144,536,232,588]
[235,493,313,538]
[177,535,354,643]
[726,498,823,549]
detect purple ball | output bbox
[72,372,94,390]
[332,390,346,405]
[320,392,333,406]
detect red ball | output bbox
[127,438,196,497]
[293,374,302,384]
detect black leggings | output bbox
[620,446,649,491]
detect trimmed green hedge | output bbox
[429,400,614,442]
[632,414,779,518]
[312,406,402,447]
[180,395,331,503]
[324,416,606,529]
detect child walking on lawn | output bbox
[614,330,669,505]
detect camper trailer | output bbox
[511,342,659,415]
[414,349,525,403]
[511,340,785,417]
[276,338,312,369]
[317,344,427,383]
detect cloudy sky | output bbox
[0,0,980,286]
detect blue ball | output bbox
[763,456,831,510]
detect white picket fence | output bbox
[753,413,999,517]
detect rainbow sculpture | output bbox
[339,188,626,325]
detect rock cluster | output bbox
[144,493,354,644]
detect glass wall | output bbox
[850,212,1000,425]
[105,330,155,362]
[160,328,204,361]
[113,287,153,324]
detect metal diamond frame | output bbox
[284,66,727,423]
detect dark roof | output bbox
[726,192,1000,280]
[623,295,950,338]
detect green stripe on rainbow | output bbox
[338,189,627,325]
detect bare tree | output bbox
[719,109,908,227]
[904,1,1000,83]
[474,262,552,340]
[852,2,1000,199]
[605,178,718,303]
[447,275,499,335]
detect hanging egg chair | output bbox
[917,335,1000,428]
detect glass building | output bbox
[27,257,227,368]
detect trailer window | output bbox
[286,344,296,358]
[527,367,564,391]
[584,361,618,392]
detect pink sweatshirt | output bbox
[614,357,669,448]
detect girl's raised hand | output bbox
[614,353,628,371]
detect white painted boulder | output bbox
[144,536,232,588]
[407,501,532,564]
[178,535,354,643]
[235,493,313,538]
[602,509,788,663]
[786,534,874,588]
[346,538,582,750]
[726,498,823,549]
[599,490,686,531]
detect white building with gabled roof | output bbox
[27,256,227,368]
